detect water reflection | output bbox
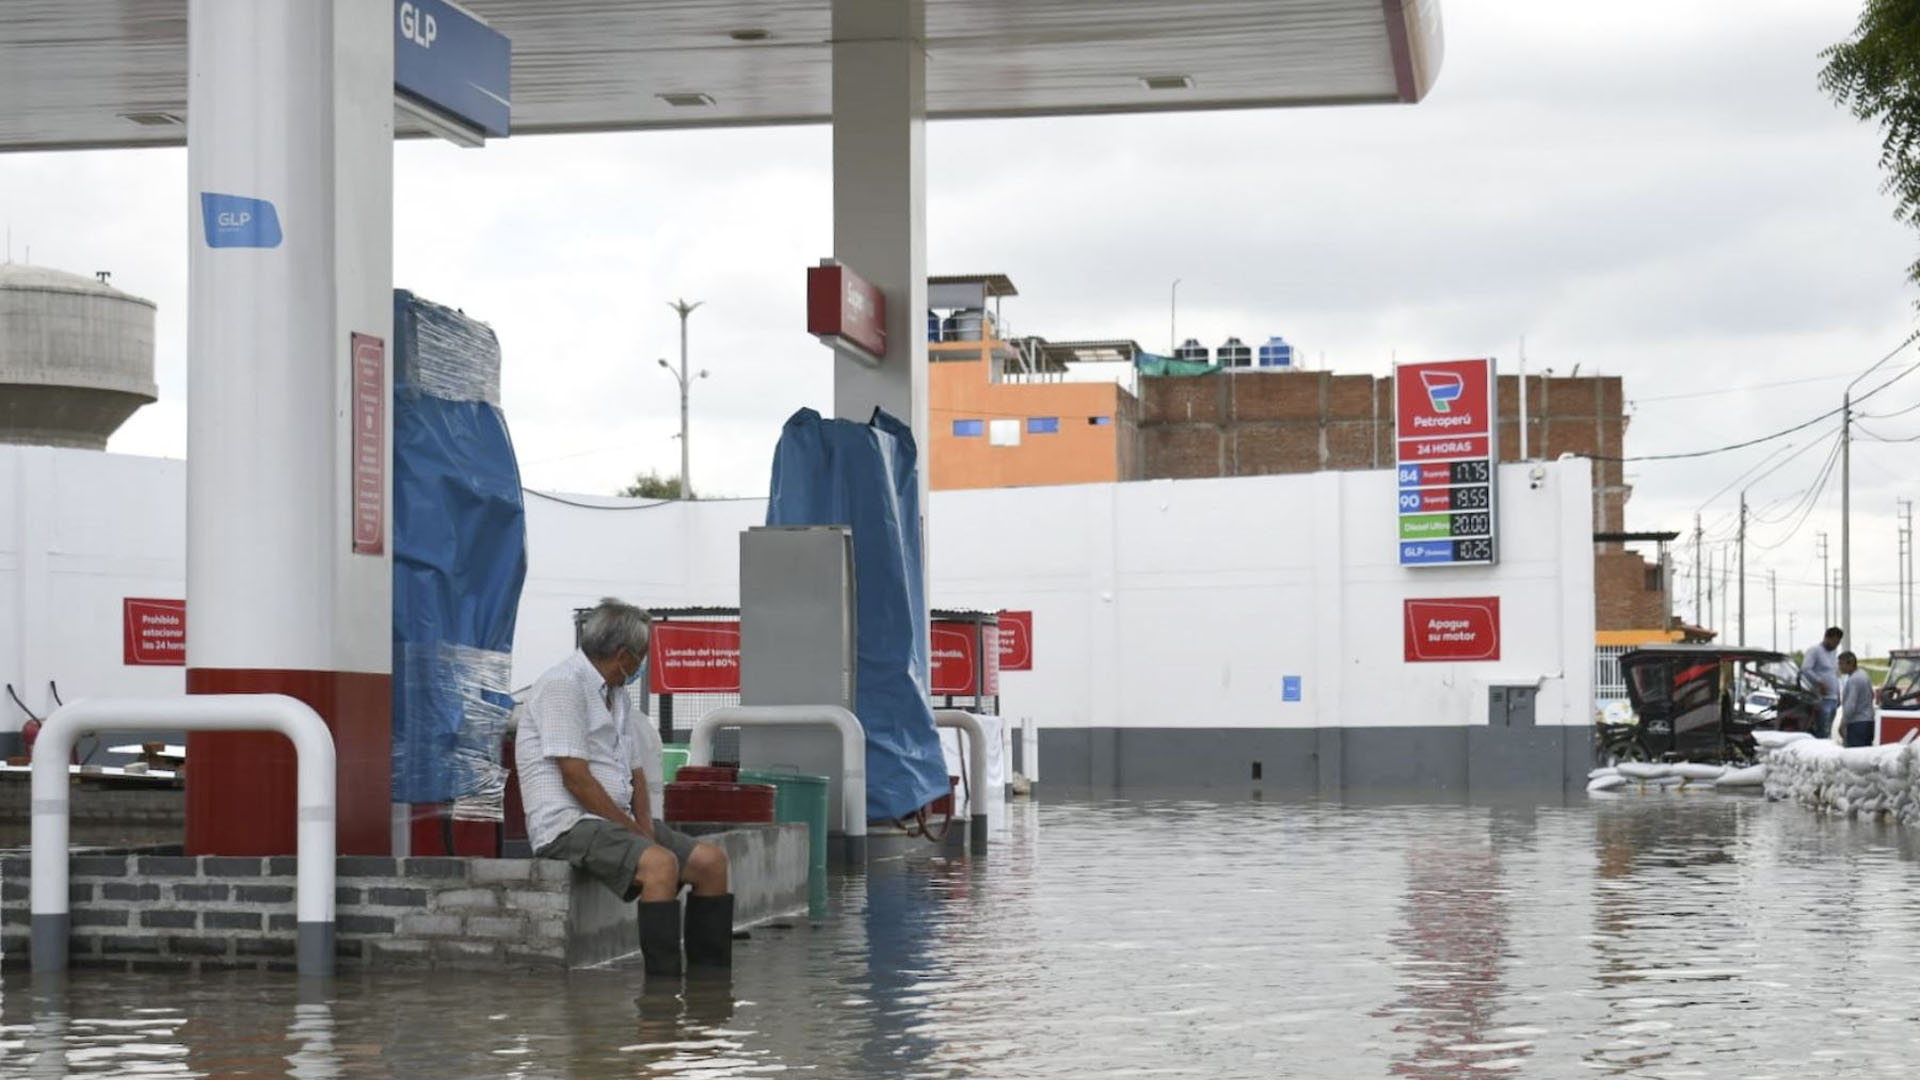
[1375,810,1529,1077]
[9,798,1920,1076]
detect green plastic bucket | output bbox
[737,768,831,888]
[661,744,691,784]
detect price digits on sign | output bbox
[1449,460,1489,484]
[1450,485,1490,510]
[1450,512,1490,537]
[1453,538,1493,562]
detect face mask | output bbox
[624,652,644,687]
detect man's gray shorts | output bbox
[536,818,702,902]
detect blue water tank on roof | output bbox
[1258,335,1295,369]
[926,310,940,342]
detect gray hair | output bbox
[579,598,651,661]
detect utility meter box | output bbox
[1488,684,1538,728]
[738,526,858,837]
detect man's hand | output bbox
[555,757,643,834]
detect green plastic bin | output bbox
[737,768,830,890]
[661,744,690,784]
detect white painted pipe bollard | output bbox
[934,710,991,854]
[688,705,868,862]
[31,695,337,976]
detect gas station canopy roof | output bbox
[0,0,1442,151]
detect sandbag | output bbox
[1616,762,1670,780]
[1671,763,1726,782]
[1715,764,1767,788]
[1587,774,1628,793]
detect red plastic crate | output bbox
[664,781,775,824]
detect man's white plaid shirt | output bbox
[514,650,662,854]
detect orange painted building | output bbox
[927,274,1138,491]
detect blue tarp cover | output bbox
[391,289,528,809]
[766,408,949,822]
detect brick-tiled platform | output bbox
[0,824,808,973]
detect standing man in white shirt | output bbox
[1802,626,1844,739]
[1838,651,1878,748]
[515,598,731,978]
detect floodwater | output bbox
[7,794,1920,1078]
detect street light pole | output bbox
[661,298,706,499]
[1169,279,1182,357]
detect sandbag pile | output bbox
[1586,760,1767,794]
[1760,730,1920,821]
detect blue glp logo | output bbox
[200,192,282,248]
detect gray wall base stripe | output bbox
[1040,726,1591,795]
[31,914,68,972]
[296,923,334,977]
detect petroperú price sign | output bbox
[1395,358,1498,567]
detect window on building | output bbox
[988,418,1023,446]
[952,419,984,437]
[1089,416,1113,426]
[1027,417,1060,434]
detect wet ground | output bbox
[6,793,1920,1077]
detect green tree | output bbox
[620,469,687,500]
[1823,0,1920,284]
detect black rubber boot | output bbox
[683,893,734,968]
[639,900,684,978]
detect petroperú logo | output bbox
[1420,370,1464,413]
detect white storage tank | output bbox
[0,263,157,449]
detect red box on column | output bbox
[807,261,887,361]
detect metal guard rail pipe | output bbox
[31,695,337,976]
[934,710,991,854]
[688,705,867,861]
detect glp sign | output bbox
[393,0,512,139]
[398,1,439,48]
[199,193,283,249]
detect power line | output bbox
[1748,431,1846,552]
[1858,422,1920,443]
[1591,333,1920,463]
[1861,395,1920,421]
[1629,371,1853,405]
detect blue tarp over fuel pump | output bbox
[765,408,949,822]
[390,290,528,812]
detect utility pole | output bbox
[660,298,706,499]
[1818,532,1830,631]
[1770,569,1778,651]
[1789,611,1798,651]
[1738,494,1748,647]
[1840,343,1908,637]
[1694,514,1704,628]
[1707,545,1716,633]
[1902,497,1915,649]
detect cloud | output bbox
[2,0,1915,645]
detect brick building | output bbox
[923,274,1673,638]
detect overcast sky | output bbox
[3,0,1917,652]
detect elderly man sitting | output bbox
[515,598,731,977]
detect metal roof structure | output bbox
[928,274,1019,299]
[0,0,1443,151]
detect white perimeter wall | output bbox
[0,447,1594,749]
